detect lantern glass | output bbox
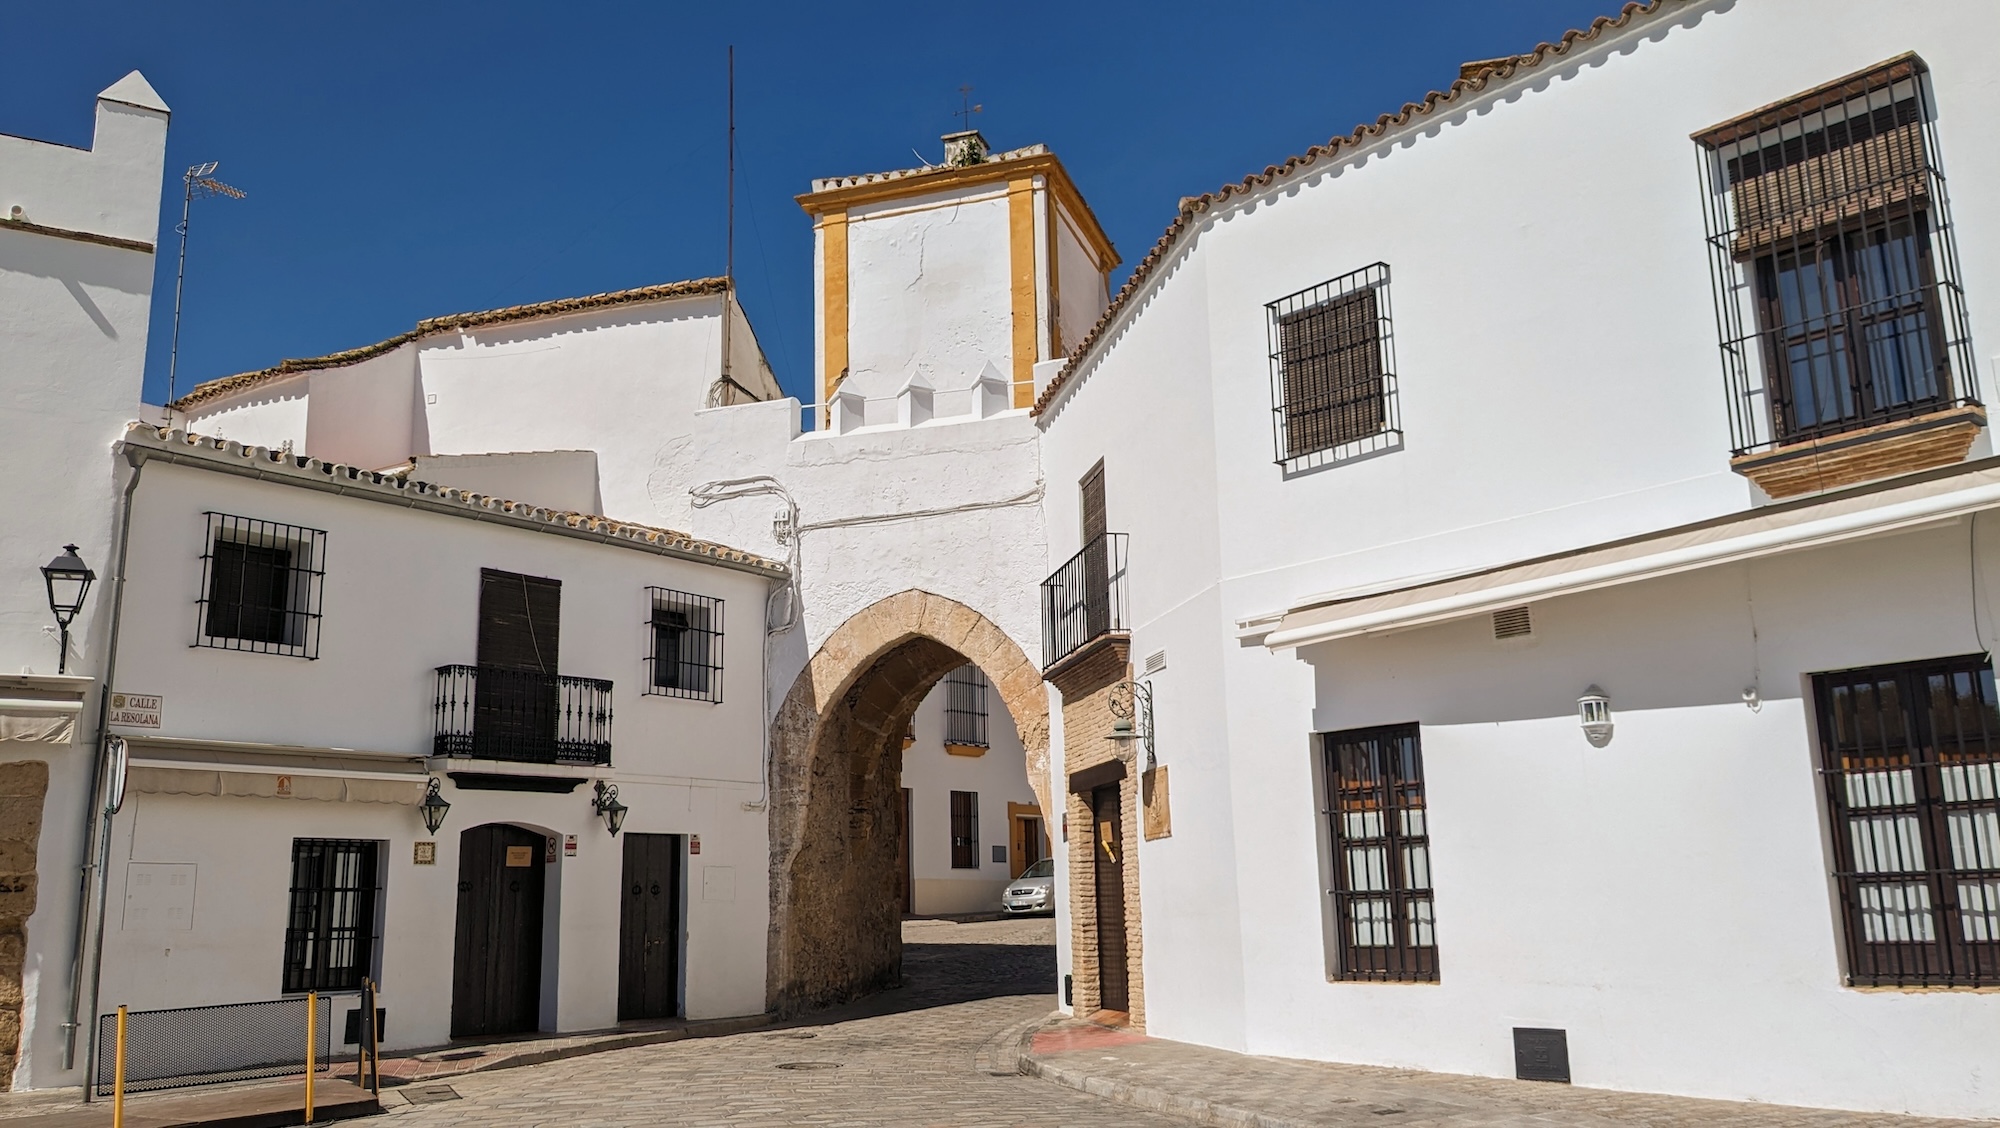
[604,798,628,836]
[41,545,94,625]
[419,778,451,836]
[1578,686,1613,747]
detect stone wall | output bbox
[0,760,49,1091]
[767,590,1052,1015]
[1048,638,1145,1029]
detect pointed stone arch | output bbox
[766,589,1050,1013]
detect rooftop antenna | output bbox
[722,46,735,389]
[954,85,982,131]
[166,161,245,422]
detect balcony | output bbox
[432,664,613,766]
[1040,532,1129,670]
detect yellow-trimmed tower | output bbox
[798,131,1117,412]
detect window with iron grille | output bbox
[1267,262,1399,470]
[195,513,327,658]
[1695,55,1978,457]
[1810,654,2000,987]
[943,664,989,747]
[282,839,379,993]
[645,588,723,702]
[950,790,980,869]
[1316,723,1437,982]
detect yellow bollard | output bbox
[112,1006,127,1128]
[304,991,316,1124]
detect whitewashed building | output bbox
[1033,0,2000,1118]
[0,72,169,1093]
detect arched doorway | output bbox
[452,823,547,1037]
[767,590,1053,1014]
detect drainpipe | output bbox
[61,448,145,1081]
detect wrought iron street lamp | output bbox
[40,545,94,675]
[1106,678,1156,769]
[591,780,628,836]
[419,778,451,836]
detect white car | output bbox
[1000,858,1055,915]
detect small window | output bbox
[1810,654,2000,987]
[645,588,723,702]
[195,513,327,658]
[1317,723,1437,982]
[282,839,380,993]
[943,664,989,747]
[950,790,980,869]
[1695,55,1976,457]
[1267,262,1399,470]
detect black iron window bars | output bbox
[1041,532,1129,669]
[1696,55,1978,457]
[1318,722,1438,983]
[944,664,990,747]
[282,839,380,994]
[645,587,724,702]
[1811,653,2000,988]
[433,665,613,765]
[1267,262,1400,471]
[194,512,327,658]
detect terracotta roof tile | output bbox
[1031,0,1677,418]
[174,276,732,410]
[123,422,787,577]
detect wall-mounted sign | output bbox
[274,775,293,797]
[108,693,162,729]
[689,834,701,856]
[504,846,534,867]
[563,834,577,857]
[545,836,558,863]
[413,841,437,866]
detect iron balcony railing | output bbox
[433,664,613,766]
[1040,532,1129,669]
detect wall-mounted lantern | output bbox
[1107,679,1156,769]
[419,777,451,836]
[40,545,94,675]
[1578,686,1613,748]
[591,780,628,836]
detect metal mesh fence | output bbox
[95,995,343,1095]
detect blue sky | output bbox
[8,1,1618,406]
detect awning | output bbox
[0,676,90,744]
[120,735,429,805]
[1264,458,2000,651]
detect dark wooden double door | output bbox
[452,825,546,1038]
[618,833,684,1021]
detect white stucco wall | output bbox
[407,451,603,515]
[1035,0,2000,1116]
[0,76,167,1093]
[1052,202,1107,355]
[88,456,778,1052]
[901,674,1040,915]
[842,187,1014,400]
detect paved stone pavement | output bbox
[378,916,1185,1127]
[1023,1017,1987,1128]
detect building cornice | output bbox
[0,216,153,254]
[121,424,789,580]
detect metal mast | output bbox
[165,162,245,420]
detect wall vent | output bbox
[1143,649,1167,675]
[1492,606,1533,640]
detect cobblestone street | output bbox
[378,916,1180,1128]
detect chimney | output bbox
[942,129,988,168]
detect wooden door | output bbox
[451,825,546,1037]
[1091,785,1130,1013]
[1019,817,1045,874]
[618,834,682,1021]
[474,569,561,757]
[1079,464,1110,637]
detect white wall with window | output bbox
[1034,0,2000,1116]
[90,431,784,1057]
[898,664,1045,915]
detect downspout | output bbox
[61,447,145,1081]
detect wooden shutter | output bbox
[478,569,560,673]
[1280,288,1385,456]
[1080,462,1106,545]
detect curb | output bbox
[1013,1018,1310,1128]
[375,1012,777,1087]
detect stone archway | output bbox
[767,590,1051,1014]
